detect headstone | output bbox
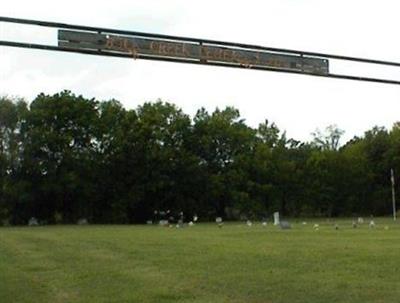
[369,220,375,228]
[160,220,169,226]
[246,220,252,227]
[240,214,248,221]
[146,220,153,225]
[188,221,194,227]
[77,218,88,225]
[280,221,291,229]
[358,217,364,224]
[28,217,39,226]
[273,212,280,226]
[54,212,63,224]
[216,217,223,228]
[193,215,198,222]
[262,222,267,227]
[178,219,184,227]
[302,222,307,225]
[352,221,358,228]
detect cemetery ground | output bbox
[1,219,400,303]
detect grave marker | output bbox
[28,217,39,226]
[273,212,280,226]
[280,221,291,229]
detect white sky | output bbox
[1,0,400,143]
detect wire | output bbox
[1,16,400,67]
[1,40,400,85]
[1,16,400,85]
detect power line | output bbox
[2,40,400,86]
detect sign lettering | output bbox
[58,30,329,74]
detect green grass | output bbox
[1,218,399,303]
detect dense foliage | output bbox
[0,92,399,224]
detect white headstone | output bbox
[280,221,291,229]
[262,222,267,227]
[28,217,39,226]
[369,220,375,228]
[273,212,280,226]
[77,218,88,225]
[159,220,168,226]
[358,217,364,224]
[188,221,194,227]
[246,220,252,227]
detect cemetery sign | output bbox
[58,30,329,75]
[3,16,400,85]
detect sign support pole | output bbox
[391,169,397,221]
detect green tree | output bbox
[0,97,28,224]
[19,91,99,223]
[192,107,255,218]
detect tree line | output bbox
[0,91,399,225]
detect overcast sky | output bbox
[1,0,400,143]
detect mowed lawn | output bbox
[1,219,400,303]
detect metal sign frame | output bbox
[1,16,400,85]
[57,30,329,75]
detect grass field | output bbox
[1,219,400,303]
